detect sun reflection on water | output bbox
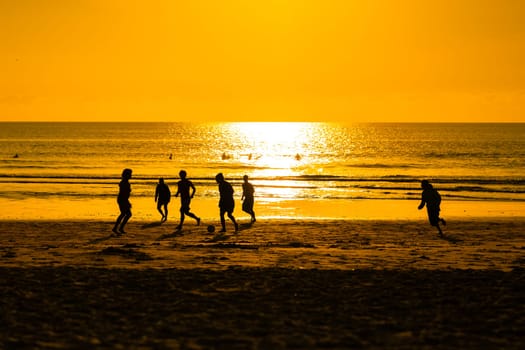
[227,122,321,177]
[220,122,330,205]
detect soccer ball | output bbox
[207,225,215,233]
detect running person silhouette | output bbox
[174,170,200,231]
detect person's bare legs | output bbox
[220,210,227,232]
[162,204,168,222]
[112,214,124,234]
[119,211,131,234]
[227,211,238,232]
[436,223,443,237]
[176,209,185,231]
[113,209,131,234]
[157,203,165,221]
[185,211,200,225]
[177,210,200,231]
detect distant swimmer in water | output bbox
[241,175,256,223]
[418,179,446,237]
[169,153,173,160]
[112,168,132,235]
[155,178,171,222]
[13,153,19,158]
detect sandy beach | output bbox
[1,218,525,349]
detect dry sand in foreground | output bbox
[1,219,524,349]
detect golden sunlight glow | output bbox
[231,122,313,177]
[1,0,524,122]
[233,122,309,150]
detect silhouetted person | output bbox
[215,172,238,232]
[241,175,256,223]
[418,179,446,236]
[112,168,132,234]
[155,178,171,222]
[175,170,200,231]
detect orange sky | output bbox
[1,0,524,122]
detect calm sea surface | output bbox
[0,122,524,210]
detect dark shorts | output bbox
[427,207,440,226]
[118,200,131,214]
[242,198,254,212]
[180,198,191,212]
[219,199,235,213]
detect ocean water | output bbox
[0,122,524,220]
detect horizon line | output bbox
[1,120,524,124]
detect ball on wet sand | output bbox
[207,225,215,233]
